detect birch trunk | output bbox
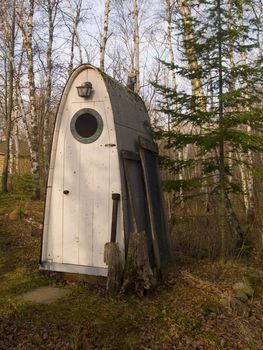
[227,0,235,185]
[14,76,33,161]
[165,0,176,91]
[68,30,75,75]
[227,0,252,213]
[74,18,83,64]
[237,151,249,211]
[217,0,227,258]
[239,4,255,216]
[246,128,255,214]
[43,0,59,173]
[133,0,140,94]
[9,133,14,175]
[179,0,206,211]
[17,0,41,198]
[165,0,184,210]
[100,0,111,72]
[27,0,40,197]
[14,122,20,174]
[67,0,83,74]
[12,31,34,161]
[2,0,15,192]
[178,0,204,106]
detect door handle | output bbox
[63,190,69,195]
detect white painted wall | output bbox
[41,66,124,275]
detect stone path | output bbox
[19,286,70,304]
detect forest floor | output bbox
[0,194,263,349]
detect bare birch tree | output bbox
[41,0,60,172]
[13,42,34,163]
[165,0,185,210]
[100,0,111,72]
[239,3,256,216]
[178,0,204,106]
[16,0,41,198]
[133,0,140,93]
[62,0,83,75]
[1,0,16,192]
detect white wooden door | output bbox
[62,102,111,267]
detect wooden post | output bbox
[104,193,123,293]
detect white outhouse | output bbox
[40,64,170,277]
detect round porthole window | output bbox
[70,108,103,144]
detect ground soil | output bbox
[0,194,263,349]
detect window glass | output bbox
[70,109,103,144]
[75,113,98,138]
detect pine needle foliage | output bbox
[155,0,263,204]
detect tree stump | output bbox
[121,231,155,296]
[104,242,123,293]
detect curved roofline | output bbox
[56,64,95,118]
[57,64,147,116]
[50,64,151,155]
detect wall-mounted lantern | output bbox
[76,81,93,98]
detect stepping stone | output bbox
[19,286,70,304]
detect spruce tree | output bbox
[155,0,263,256]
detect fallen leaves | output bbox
[1,196,263,349]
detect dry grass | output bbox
[0,193,263,349]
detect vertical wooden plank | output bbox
[78,141,94,266]
[92,102,110,268]
[62,107,80,264]
[121,152,154,265]
[122,157,139,233]
[139,148,161,270]
[45,122,65,263]
[92,158,110,267]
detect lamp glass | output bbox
[76,82,92,98]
